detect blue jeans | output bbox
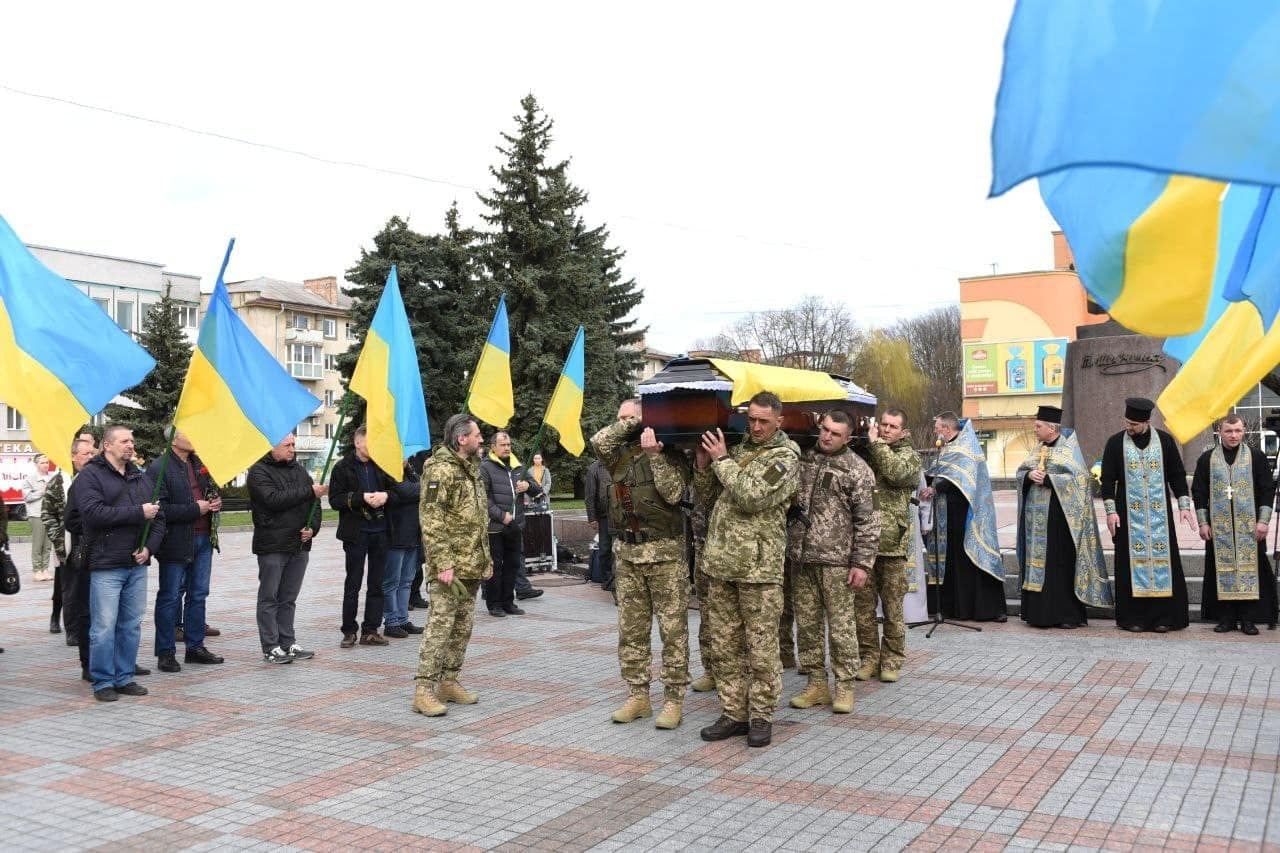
[155,534,213,655]
[89,566,147,692]
[382,547,419,628]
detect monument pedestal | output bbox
[1061,321,1211,469]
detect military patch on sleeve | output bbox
[763,460,788,485]
[425,481,441,503]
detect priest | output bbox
[1193,413,1278,635]
[1100,397,1194,633]
[924,413,1006,622]
[1015,406,1112,628]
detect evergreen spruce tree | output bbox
[342,209,485,445]
[102,286,193,462]
[476,94,645,490]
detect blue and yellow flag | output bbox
[543,325,585,456]
[991,1,1280,442]
[467,295,514,428]
[174,240,321,484]
[349,265,429,480]
[0,215,156,471]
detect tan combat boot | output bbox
[437,680,478,704]
[789,677,831,709]
[654,698,683,729]
[879,667,901,684]
[412,684,447,717]
[690,673,716,692]
[611,689,652,723]
[832,682,855,714]
[854,661,879,682]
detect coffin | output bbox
[636,357,877,449]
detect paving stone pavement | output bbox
[1,528,1277,851]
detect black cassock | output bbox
[1019,456,1087,628]
[1099,427,1190,631]
[936,478,1006,621]
[1193,443,1279,627]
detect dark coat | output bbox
[328,453,406,542]
[156,450,213,563]
[480,453,543,534]
[387,467,422,549]
[584,460,612,523]
[72,453,166,570]
[247,452,322,555]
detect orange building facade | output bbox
[960,232,1107,477]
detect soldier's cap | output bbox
[1124,397,1155,422]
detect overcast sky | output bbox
[0,1,1055,353]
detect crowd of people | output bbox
[4,393,1274,736]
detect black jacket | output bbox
[156,449,213,563]
[584,460,612,523]
[72,453,166,570]
[480,453,543,534]
[328,453,407,542]
[248,452,322,555]
[386,466,422,549]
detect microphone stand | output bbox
[910,436,982,638]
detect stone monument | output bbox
[1060,319,1211,469]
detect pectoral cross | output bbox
[1226,483,1235,501]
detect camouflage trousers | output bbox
[693,558,716,675]
[705,577,783,723]
[793,563,860,684]
[616,556,690,697]
[778,561,796,656]
[854,556,908,673]
[415,578,480,684]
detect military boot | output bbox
[832,682,855,714]
[854,661,879,682]
[437,680,478,704]
[654,698,683,730]
[690,673,717,692]
[412,684,447,717]
[879,667,901,684]
[611,688,652,723]
[789,676,831,709]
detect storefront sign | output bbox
[964,338,1068,396]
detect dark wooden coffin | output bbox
[637,358,877,450]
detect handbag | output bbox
[0,547,19,595]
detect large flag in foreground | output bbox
[349,265,430,480]
[174,240,321,484]
[991,1,1280,442]
[467,295,514,428]
[543,325,586,456]
[0,215,155,471]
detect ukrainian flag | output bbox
[991,1,1280,442]
[0,215,155,472]
[349,265,429,480]
[543,325,586,456]
[467,295,514,428]
[174,240,321,484]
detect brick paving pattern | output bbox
[0,528,1277,851]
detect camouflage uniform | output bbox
[688,493,718,679]
[591,417,692,699]
[694,428,800,723]
[415,446,491,685]
[859,436,923,675]
[786,446,880,685]
[41,470,69,563]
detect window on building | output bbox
[346,323,358,341]
[324,422,334,439]
[296,419,314,437]
[90,412,108,427]
[115,302,135,332]
[174,304,199,328]
[292,313,310,331]
[5,406,25,431]
[323,318,337,339]
[140,302,157,325]
[287,344,322,380]
[93,297,110,315]
[324,353,338,371]
[324,389,335,408]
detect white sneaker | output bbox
[263,646,292,665]
[287,644,315,661]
